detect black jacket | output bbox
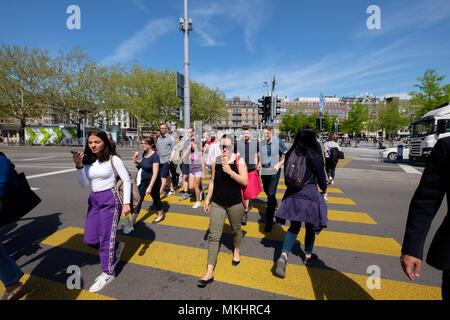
[401,136,450,270]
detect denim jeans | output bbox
[0,242,23,287]
[261,169,281,225]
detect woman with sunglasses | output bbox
[198,135,248,288]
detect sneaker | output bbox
[1,283,25,300]
[166,190,175,196]
[179,193,190,201]
[192,201,202,209]
[323,195,328,201]
[303,253,318,266]
[275,255,287,278]
[89,273,115,293]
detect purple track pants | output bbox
[84,189,122,275]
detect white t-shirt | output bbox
[324,141,340,158]
[77,156,131,204]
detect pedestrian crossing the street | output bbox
[0,159,442,300]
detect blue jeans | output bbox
[0,242,23,287]
[261,170,281,225]
[135,179,162,214]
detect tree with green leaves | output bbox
[409,69,450,119]
[46,46,108,138]
[0,43,53,143]
[342,101,369,146]
[377,101,409,147]
[190,82,227,126]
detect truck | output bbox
[409,102,450,162]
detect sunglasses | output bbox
[220,144,233,150]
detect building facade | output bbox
[217,97,259,132]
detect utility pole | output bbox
[180,0,193,130]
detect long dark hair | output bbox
[82,130,117,165]
[286,126,322,164]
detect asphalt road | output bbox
[0,143,446,300]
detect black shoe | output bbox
[264,222,273,233]
[232,259,240,266]
[197,277,214,288]
[303,253,318,266]
[241,212,247,226]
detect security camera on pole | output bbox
[179,0,193,130]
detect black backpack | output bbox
[329,147,339,165]
[284,151,310,189]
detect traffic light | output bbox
[333,122,340,133]
[272,96,282,118]
[316,117,326,131]
[258,96,266,120]
[264,96,272,119]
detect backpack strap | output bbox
[110,155,118,181]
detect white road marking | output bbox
[31,188,40,191]
[16,156,56,161]
[398,164,422,174]
[27,169,76,180]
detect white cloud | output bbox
[192,38,418,101]
[381,92,411,100]
[131,0,150,13]
[190,0,266,51]
[102,17,173,64]
[355,0,450,38]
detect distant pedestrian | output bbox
[157,124,176,197]
[259,125,288,232]
[324,134,341,185]
[179,128,196,201]
[274,127,328,278]
[0,152,25,300]
[73,130,129,292]
[237,125,261,225]
[199,135,248,287]
[401,136,450,300]
[182,138,205,209]
[106,132,117,153]
[133,137,164,224]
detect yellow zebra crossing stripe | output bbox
[0,273,114,300]
[135,210,397,256]
[39,227,441,300]
[160,194,356,206]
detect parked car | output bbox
[379,146,410,160]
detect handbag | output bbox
[243,170,263,200]
[0,172,41,227]
[110,156,141,214]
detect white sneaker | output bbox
[89,273,115,292]
[192,201,201,209]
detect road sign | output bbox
[176,72,184,100]
[320,93,324,114]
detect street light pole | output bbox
[180,0,192,130]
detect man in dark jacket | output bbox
[401,136,450,300]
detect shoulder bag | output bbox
[110,156,141,214]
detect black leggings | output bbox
[443,269,449,301]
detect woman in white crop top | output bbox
[72,130,131,293]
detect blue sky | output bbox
[1,0,449,101]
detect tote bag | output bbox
[243,170,263,200]
[0,172,41,227]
